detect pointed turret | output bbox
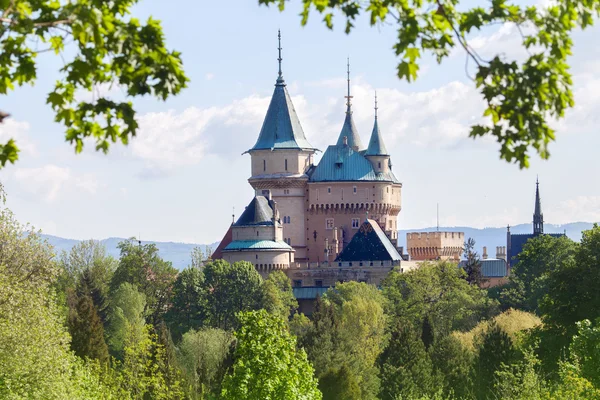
[365,92,389,156]
[336,58,363,151]
[246,31,316,153]
[533,177,544,235]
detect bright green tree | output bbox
[262,270,298,321]
[202,259,265,330]
[107,282,147,357]
[164,266,206,341]
[0,0,188,167]
[569,319,600,387]
[259,0,600,168]
[220,309,322,400]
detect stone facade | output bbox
[406,231,464,261]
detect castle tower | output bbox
[533,177,544,235]
[335,59,363,151]
[244,31,318,261]
[365,92,391,175]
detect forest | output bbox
[2,183,600,400]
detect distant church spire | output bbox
[533,177,544,235]
[277,29,284,85]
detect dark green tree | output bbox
[202,260,265,331]
[318,364,361,400]
[463,237,485,286]
[429,334,473,399]
[474,322,518,399]
[164,266,206,341]
[421,315,435,350]
[68,293,109,364]
[258,0,600,168]
[377,322,438,400]
[0,0,188,167]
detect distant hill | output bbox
[41,222,595,269]
[41,234,219,270]
[396,222,595,257]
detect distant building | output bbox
[406,231,464,261]
[479,246,509,288]
[506,179,564,268]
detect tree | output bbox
[318,364,361,400]
[259,0,599,168]
[68,293,110,364]
[111,239,178,326]
[501,234,577,313]
[164,266,206,341]
[0,0,188,167]
[429,334,473,399]
[220,309,322,400]
[382,261,498,337]
[177,328,234,399]
[569,319,600,387]
[107,282,146,357]
[463,237,485,286]
[262,270,298,321]
[202,260,265,330]
[189,246,205,269]
[377,322,438,400]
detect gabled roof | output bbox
[309,144,400,183]
[336,219,402,262]
[246,80,316,152]
[234,196,274,226]
[365,118,388,156]
[336,111,363,150]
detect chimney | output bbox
[343,136,348,146]
[496,246,506,261]
[482,246,488,260]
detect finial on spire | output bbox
[374,90,378,119]
[345,57,353,112]
[275,30,285,85]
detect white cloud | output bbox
[0,118,37,156]
[9,165,102,202]
[548,196,600,224]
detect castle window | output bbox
[327,187,331,194]
[353,186,357,194]
[315,280,323,287]
[387,187,389,193]
[352,218,360,229]
[325,218,334,230]
[256,231,259,237]
[293,280,302,287]
[285,159,288,171]
[255,255,258,259]
[263,159,266,171]
[378,162,381,168]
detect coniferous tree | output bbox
[68,294,109,364]
[421,315,435,350]
[463,237,485,286]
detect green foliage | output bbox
[258,0,600,168]
[0,0,188,167]
[164,266,206,341]
[429,334,473,398]
[177,327,233,399]
[570,319,600,387]
[501,234,577,313]
[220,309,322,400]
[382,261,499,337]
[378,322,438,400]
[262,270,298,321]
[107,282,146,357]
[111,240,178,326]
[68,293,109,363]
[202,259,265,330]
[318,364,361,400]
[463,237,484,286]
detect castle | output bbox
[212,32,404,290]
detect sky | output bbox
[2,0,600,245]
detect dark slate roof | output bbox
[293,286,330,300]
[336,219,402,262]
[509,233,564,266]
[481,259,508,277]
[309,144,400,183]
[336,111,363,150]
[246,79,316,152]
[365,118,388,156]
[234,196,274,226]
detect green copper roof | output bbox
[336,111,363,150]
[365,118,388,156]
[223,240,293,251]
[336,219,402,262]
[309,144,400,183]
[246,79,316,152]
[293,286,330,299]
[234,196,274,226]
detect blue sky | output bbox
[2,0,600,244]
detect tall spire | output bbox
[533,177,544,235]
[276,30,285,86]
[365,91,389,156]
[374,90,378,119]
[344,57,353,113]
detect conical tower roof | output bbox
[336,58,363,150]
[246,31,316,153]
[365,93,388,156]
